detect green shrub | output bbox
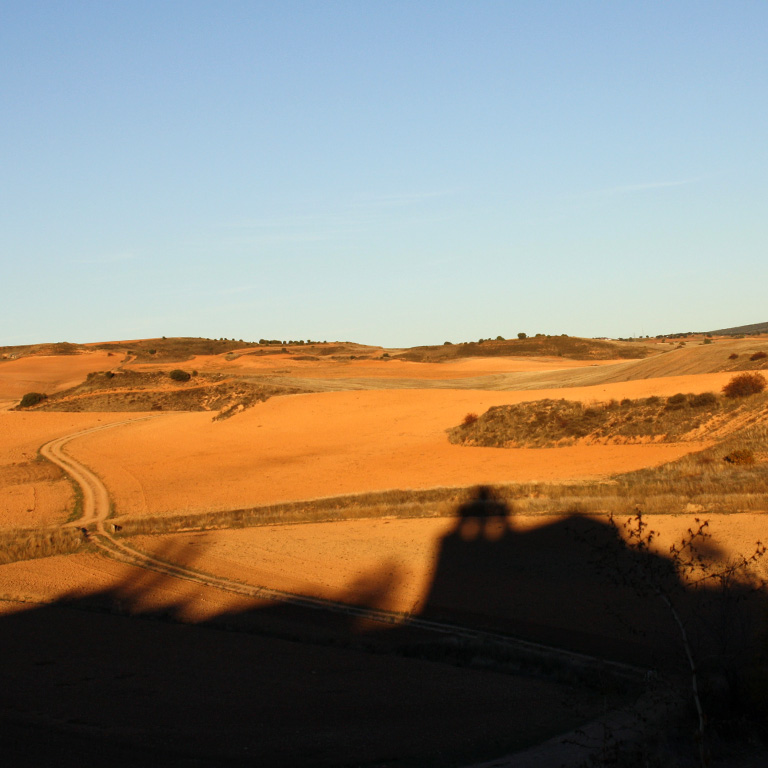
[19,392,47,408]
[722,372,767,398]
[168,369,191,382]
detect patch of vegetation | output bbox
[447,391,750,448]
[93,336,260,363]
[168,369,191,382]
[0,527,86,565]
[18,392,47,408]
[395,335,659,363]
[1,342,85,360]
[34,369,307,418]
[110,486,478,537]
[722,372,767,398]
[723,448,756,465]
[64,472,85,522]
[583,512,767,768]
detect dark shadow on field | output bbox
[1,487,766,766]
[420,489,768,677]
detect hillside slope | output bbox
[708,320,768,336]
[395,336,659,362]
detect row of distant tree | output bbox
[443,333,569,345]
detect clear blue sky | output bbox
[2,1,767,347]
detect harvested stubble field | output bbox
[1,337,767,765]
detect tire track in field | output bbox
[41,420,649,683]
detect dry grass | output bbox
[0,341,82,359]
[0,527,85,565]
[94,337,260,363]
[449,391,768,448]
[111,486,474,537]
[21,369,306,418]
[396,335,658,363]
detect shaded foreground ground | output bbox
[1,592,614,768]
[2,504,650,768]
[3,495,767,765]
[126,513,768,631]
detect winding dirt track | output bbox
[40,420,648,683]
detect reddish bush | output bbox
[723,449,755,465]
[462,412,479,427]
[750,351,767,361]
[728,353,739,360]
[722,372,767,398]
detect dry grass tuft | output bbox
[111,486,475,538]
[0,527,85,565]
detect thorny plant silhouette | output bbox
[586,511,767,768]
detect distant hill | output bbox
[1,337,376,364]
[708,321,768,336]
[395,336,658,362]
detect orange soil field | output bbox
[0,353,744,525]
[0,351,117,408]
[66,379,720,517]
